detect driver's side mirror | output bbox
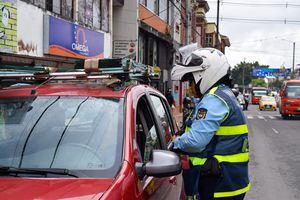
[135,150,182,180]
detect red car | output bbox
[0,67,184,199]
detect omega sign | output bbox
[72,26,89,55]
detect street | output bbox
[244,105,300,200]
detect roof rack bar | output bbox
[0,58,161,83]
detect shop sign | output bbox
[47,16,104,59]
[113,40,136,58]
[0,0,17,53]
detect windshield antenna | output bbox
[31,76,55,95]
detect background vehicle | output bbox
[259,95,277,111]
[279,80,300,119]
[251,87,268,104]
[237,93,245,110]
[0,59,184,199]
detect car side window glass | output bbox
[136,96,161,162]
[149,95,173,143]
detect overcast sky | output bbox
[205,0,300,70]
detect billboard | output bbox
[46,16,104,59]
[252,67,291,77]
[0,0,17,53]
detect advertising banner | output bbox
[48,16,104,59]
[0,0,17,53]
[252,67,291,78]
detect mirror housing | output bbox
[135,150,182,179]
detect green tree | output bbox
[231,61,269,87]
[251,78,267,87]
[268,78,284,90]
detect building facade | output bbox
[0,0,113,67]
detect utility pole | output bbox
[242,58,245,94]
[216,0,220,50]
[292,42,295,75]
[186,0,191,44]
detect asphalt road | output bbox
[244,105,300,200]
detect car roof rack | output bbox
[0,58,161,84]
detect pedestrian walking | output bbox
[171,45,250,200]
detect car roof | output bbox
[0,82,129,98]
[286,80,300,83]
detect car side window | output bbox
[136,96,161,162]
[149,95,173,143]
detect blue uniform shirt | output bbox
[174,93,229,153]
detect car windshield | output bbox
[0,96,124,178]
[261,96,275,101]
[253,90,267,97]
[286,85,300,98]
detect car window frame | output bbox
[148,93,176,145]
[134,94,164,161]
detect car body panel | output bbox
[0,83,127,98]
[0,178,113,200]
[0,82,183,199]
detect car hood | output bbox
[0,178,114,200]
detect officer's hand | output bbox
[172,134,178,141]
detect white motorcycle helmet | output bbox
[171,44,231,95]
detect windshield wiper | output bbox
[0,166,81,178]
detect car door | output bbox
[148,94,183,199]
[134,95,182,200]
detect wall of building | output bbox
[17,1,43,57]
[173,0,181,44]
[112,0,138,58]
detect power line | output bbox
[228,48,300,57]
[207,0,300,7]
[231,33,300,44]
[206,16,300,24]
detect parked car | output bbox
[0,61,184,199]
[259,95,277,111]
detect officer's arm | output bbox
[173,94,229,153]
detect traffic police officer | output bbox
[171,45,250,200]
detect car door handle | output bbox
[169,176,177,185]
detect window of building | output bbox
[78,0,109,31]
[101,0,109,32]
[159,0,167,21]
[23,0,73,19]
[175,23,180,33]
[205,34,213,47]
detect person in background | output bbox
[244,94,250,110]
[171,45,250,200]
[166,89,176,110]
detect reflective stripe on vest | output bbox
[214,183,251,198]
[185,127,191,132]
[216,124,248,136]
[189,152,249,166]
